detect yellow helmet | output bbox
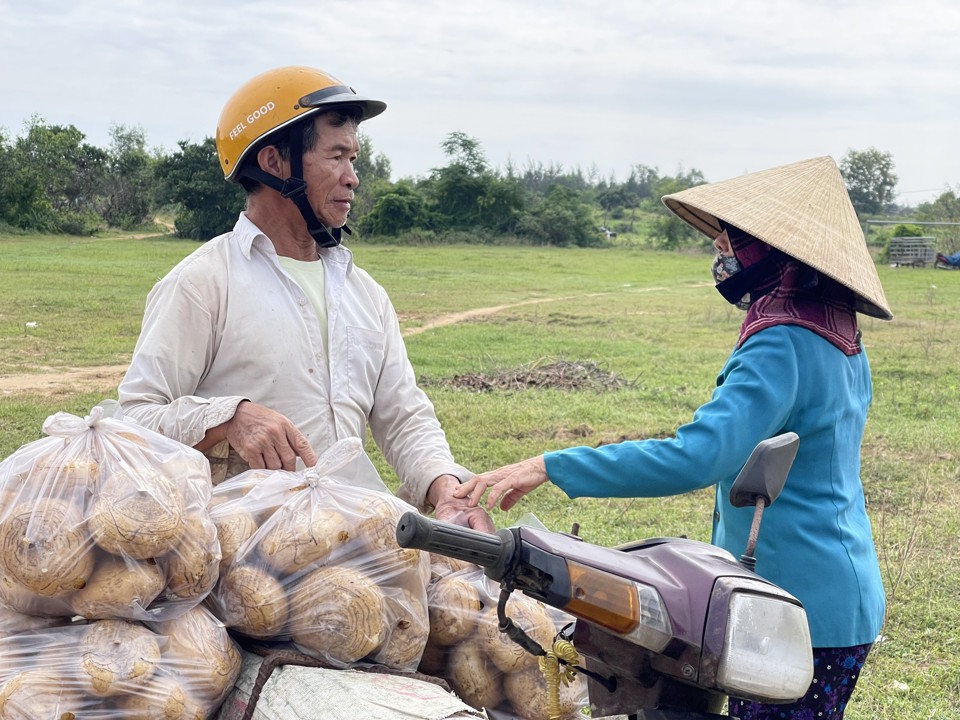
[215,66,386,181]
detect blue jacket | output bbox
[544,324,885,648]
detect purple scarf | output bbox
[725,226,861,356]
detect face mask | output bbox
[714,249,789,311]
[712,253,743,284]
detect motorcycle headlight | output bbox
[716,586,814,703]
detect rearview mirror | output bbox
[729,432,799,509]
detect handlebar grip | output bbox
[396,512,515,580]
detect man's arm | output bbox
[196,400,317,471]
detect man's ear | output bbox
[256,145,287,180]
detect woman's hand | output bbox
[453,455,549,511]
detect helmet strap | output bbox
[239,123,349,250]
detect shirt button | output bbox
[714,511,720,522]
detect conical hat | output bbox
[661,156,892,320]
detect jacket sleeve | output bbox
[118,272,246,447]
[546,329,801,499]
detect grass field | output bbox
[1,231,958,718]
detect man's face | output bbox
[301,115,361,228]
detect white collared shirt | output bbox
[118,213,469,509]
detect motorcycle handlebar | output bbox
[395,512,516,581]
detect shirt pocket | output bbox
[346,325,386,414]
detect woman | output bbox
[456,156,891,719]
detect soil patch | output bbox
[425,358,634,393]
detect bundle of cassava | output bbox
[0,402,238,719]
[419,552,589,720]
[0,606,241,719]
[205,438,431,672]
[0,402,219,623]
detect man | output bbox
[118,66,492,532]
[936,250,960,268]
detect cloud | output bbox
[2,0,958,202]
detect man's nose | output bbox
[345,164,359,189]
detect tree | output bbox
[102,124,154,229]
[840,148,898,217]
[351,133,393,226]
[647,167,707,249]
[422,132,525,233]
[475,175,525,234]
[153,138,246,240]
[62,143,110,224]
[592,164,661,230]
[355,133,392,186]
[0,125,50,231]
[914,188,960,254]
[916,188,960,223]
[517,160,566,196]
[363,181,429,236]
[440,131,488,175]
[423,132,485,229]
[623,164,658,201]
[517,184,599,247]
[0,116,106,234]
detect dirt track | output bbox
[0,365,130,396]
[1,295,604,397]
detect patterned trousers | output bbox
[727,644,872,720]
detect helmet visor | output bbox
[298,85,386,121]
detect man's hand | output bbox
[428,474,496,533]
[217,400,317,471]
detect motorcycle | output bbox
[396,433,814,720]
[935,252,959,270]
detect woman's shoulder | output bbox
[740,323,847,354]
[734,324,808,356]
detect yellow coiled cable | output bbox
[537,638,580,720]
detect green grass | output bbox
[0,232,188,372]
[2,232,959,718]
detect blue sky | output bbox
[2,0,958,205]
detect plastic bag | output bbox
[0,596,69,636]
[144,605,244,710]
[0,606,241,718]
[206,438,431,672]
[421,551,589,720]
[0,401,219,622]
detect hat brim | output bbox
[662,157,893,320]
